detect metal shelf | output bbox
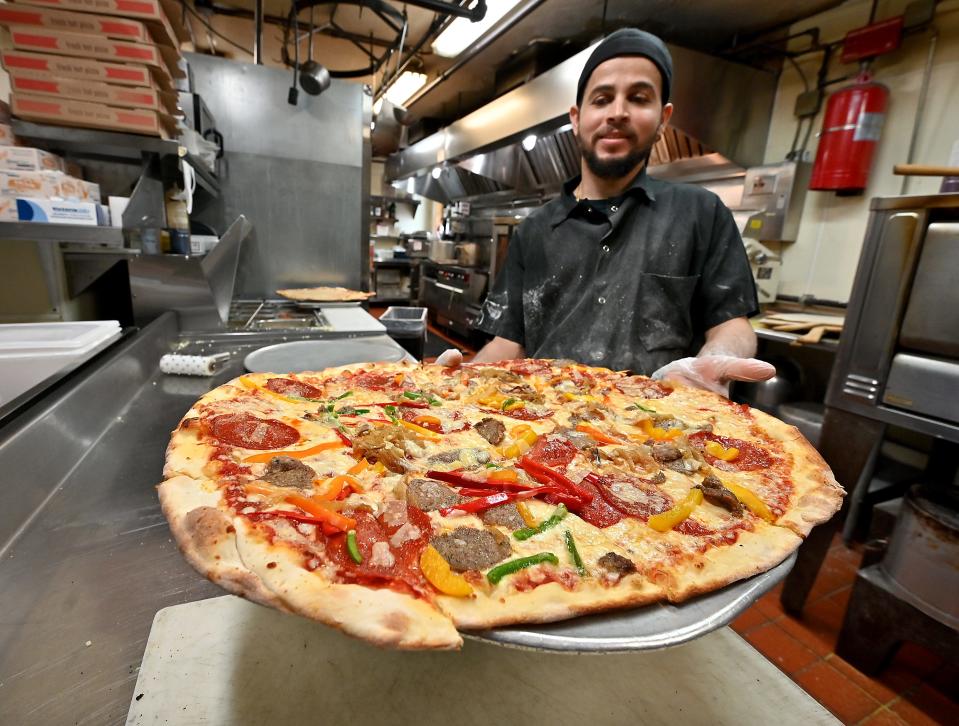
[0,221,124,246]
[10,121,221,198]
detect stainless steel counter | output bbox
[0,312,410,724]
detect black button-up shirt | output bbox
[475,168,759,375]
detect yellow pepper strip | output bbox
[488,468,519,483]
[575,422,625,446]
[510,424,533,437]
[562,392,601,403]
[243,439,345,463]
[412,414,442,428]
[285,493,356,530]
[347,458,369,475]
[516,501,538,528]
[639,419,683,441]
[238,375,306,404]
[723,481,776,522]
[420,545,473,597]
[372,461,387,474]
[503,399,526,412]
[314,474,363,500]
[705,440,740,461]
[398,419,443,440]
[647,488,704,532]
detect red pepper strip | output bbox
[518,457,594,504]
[334,429,352,446]
[457,487,502,497]
[248,510,328,526]
[438,486,567,516]
[368,401,431,409]
[425,469,537,492]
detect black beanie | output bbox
[576,28,673,106]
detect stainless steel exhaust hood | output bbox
[385,40,777,202]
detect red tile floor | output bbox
[391,316,958,724]
[731,534,958,725]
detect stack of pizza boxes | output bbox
[0,99,106,223]
[0,0,187,139]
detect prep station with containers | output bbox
[1,1,957,724]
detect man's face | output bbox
[570,56,674,180]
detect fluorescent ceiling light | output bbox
[522,134,537,151]
[431,167,442,179]
[384,72,427,107]
[432,0,523,58]
[372,97,384,115]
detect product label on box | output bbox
[16,197,98,224]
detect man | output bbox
[437,28,774,396]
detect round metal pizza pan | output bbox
[244,338,407,372]
[464,552,796,653]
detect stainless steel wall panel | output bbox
[185,53,366,298]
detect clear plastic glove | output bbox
[434,348,463,367]
[651,356,776,397]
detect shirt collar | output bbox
[549,165,656,228]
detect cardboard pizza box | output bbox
[11,92,177,138]
[0,145,64,171]
[0,48,167,90]
[1,24,184,79]
[0,4,152,44]
[0,169,60,197]
[11,0,186,46]
[9,72,179,115]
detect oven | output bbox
[827,193,959,439]
[419,261,488,338]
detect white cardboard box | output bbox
[16,197,105,224]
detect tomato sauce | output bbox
[687,431,772,471]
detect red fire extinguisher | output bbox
[809,72,889,193]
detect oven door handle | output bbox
[434,282,466,294]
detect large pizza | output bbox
[159,359,842,649]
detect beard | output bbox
[577,126,658,180]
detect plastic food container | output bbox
[0,320,121,404]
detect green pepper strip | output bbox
[513,503,568,540]
[564,529,587,576]
[486,552,559,585]
[346,530,362,564]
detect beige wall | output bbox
[764,0,959,302]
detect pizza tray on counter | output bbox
[469,552,795,652]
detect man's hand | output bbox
[652,356,776,397]
[435,348,463,367]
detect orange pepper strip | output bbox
[285,493,356,530]
[575,422,625,446]
[243,439,345,464]
[315,475,364,500]
[515,501,538,528]
[412,414,442,427]
[347,458,369,475]
[488,469,519,483]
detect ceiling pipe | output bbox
[403,0,547,109]
[253,0,263,64]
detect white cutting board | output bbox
[321,306,386,333]
[126,596,836,725]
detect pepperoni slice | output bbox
[325,506,431,593]
[208,413,300,450]
[591,474,673,521]
[265,377,323,399]
[528,436,577,469]
[687,432,772,471]
[615,376,673,399]
[574,479,624,529]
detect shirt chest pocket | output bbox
[637,273,700,351]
